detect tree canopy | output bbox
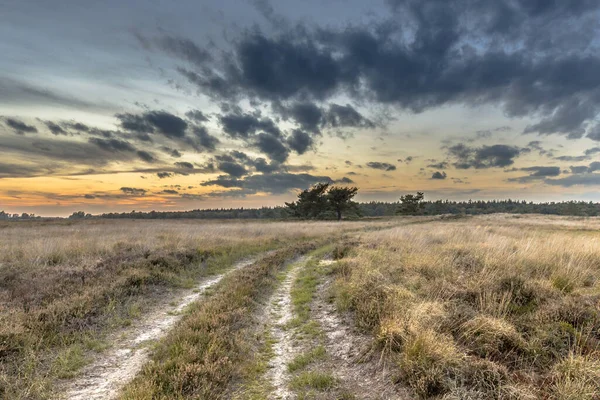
[285,183,360,220]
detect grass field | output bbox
[1,215,599,399]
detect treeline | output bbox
[69,199,600,220]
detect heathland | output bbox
[1,215,599,399]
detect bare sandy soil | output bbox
[264,257,308,400]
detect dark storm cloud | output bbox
[201,172,333,195]
[431,171,447,179]
[219,112,281,138]
[4,118,38,134]
[160,1,600,138]
[447,144,522,169]
[287,129,313,154]
[366,162,396,171]
[254,133,289,162]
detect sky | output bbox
[2,0,600,216]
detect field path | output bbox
[60,256,261,400]
[264,257,308,400]
[310,259,410,400]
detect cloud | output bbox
[545,173,600,187]
[4,118,38,134]
[156,1,600,138]
[157,172,173,179]
[366,161,396,171]
[254,132,289,162]
[89,137,136,152]
[137,150,156,163]
[161,189,179,194]
[185,109,209,122]
[431,171,447,179]
[334,176,355,184]
[192,126,219,151]
[287,129,313,154]
[120,187,147,195]
[216,160,248,178]
[448,144,522,169]
[201,172,332,195]
[324,104,374,129]
[427,161,448,169]
[508,166,561,182]
[219,112,281,138]
[44,121,69,136]
[174,161,194,169]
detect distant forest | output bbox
[3,199,600,221]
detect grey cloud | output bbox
[431,171,447,179]
[366,162,396,171]
[448,144,522,169]
[192,126,219,151]
[120,187,147,195]
[44,121,69,136]
[174,161,194,169]
[254,133,289,162]
[137,150,156,163]
[201,172,333,195]
[159,1,600,138]
[4,118,38,134]
[545,173,600,187]
[89,138,136,152]
[287,129,313,155]
[219,112,281,138]
[185,109,209,122]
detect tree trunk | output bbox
[337,209,342,221]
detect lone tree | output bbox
[286,183,359,220]
[396,192,425,215]
[327,186,359,220]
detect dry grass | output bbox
[0,218,399,399]
[332,214,600,399]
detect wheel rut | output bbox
[264,256,308,400]
[60,256,261,400]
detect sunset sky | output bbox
[2,0,600,216]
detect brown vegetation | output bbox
[332,214,600,399]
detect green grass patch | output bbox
[290,371,336,391]
[287,346,326,372]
